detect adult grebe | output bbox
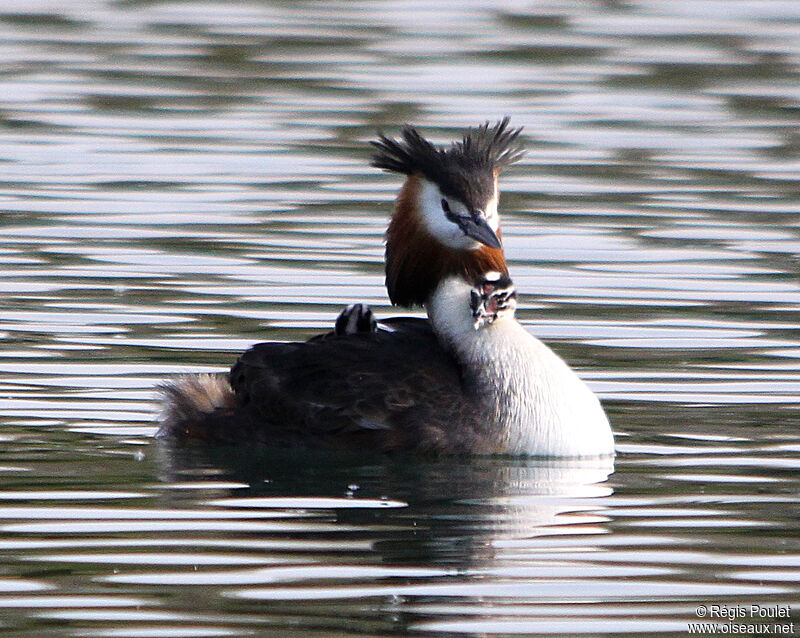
[157,119,613,456]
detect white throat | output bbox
[426,277,615,457]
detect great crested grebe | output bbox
[158,119,614,456]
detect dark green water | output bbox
[0,1,798,636]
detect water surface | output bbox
[0,0,799,636]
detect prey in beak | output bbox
[470,272,517,329]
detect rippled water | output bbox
[1,0,799,636]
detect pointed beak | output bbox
[458,213,502,249]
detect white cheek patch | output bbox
[484,192,499,231]
[418,180,479,250]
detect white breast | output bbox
[427,277,614,457]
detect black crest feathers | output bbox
[460,117,526,171]
[371,117,525,179]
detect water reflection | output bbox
[142,448,616,634]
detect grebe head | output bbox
[373,118,525,307]
[372,117,524,250]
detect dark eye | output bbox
[441,198,459,222]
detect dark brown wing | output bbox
[228,318,476,452]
